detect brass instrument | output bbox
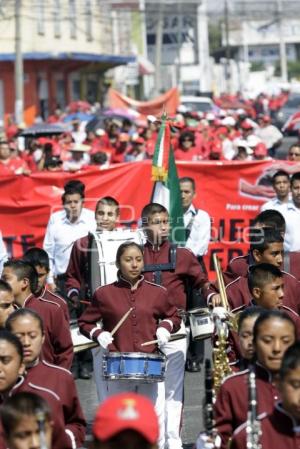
[212,254,233,392]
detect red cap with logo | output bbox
[92,392,159,443]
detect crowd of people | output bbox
[0,90,297,175]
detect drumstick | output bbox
[111,307,134,336]
[80,300,90,305]
[141,334,185,347]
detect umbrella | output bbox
[63,112,95,123]
[20,123,69,137]
[103,108,139,121]
[85,115,107,133]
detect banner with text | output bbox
[0,159,294,279]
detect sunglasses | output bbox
[289,153,300,156]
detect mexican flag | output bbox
[151,115,186,244]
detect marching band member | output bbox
[66,196,143,381]
[65,196,121,307]
[0,392,54,449]
[6,308,86,448]
[231,341,300,449]
[141,203,208,449]
[1,260,73,369]
[23,247,69,320]
[79,241,180,448]
[226,228,300,313]
[0,329,72,449]
[0,280,15,328]
[232,264,300,335]
[230,306,263,372]
[223,209,286,284]
[215,310,296,449]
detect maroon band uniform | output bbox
[25,359,86,447]
[79,276,181,353]
[20,294,73,369]
[214,364,280,449]
[231,404,300,449]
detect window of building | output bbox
[36,0,45,35]
[69,0,76,39]
[53,0,61,38]
[86,0,93,41]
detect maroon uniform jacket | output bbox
[231,404,300,449]
[65,235,89,297]
[21,294,73,369]
[79,276,181,354]
[25,359,86,447]
[214,364,280,449]
[8,376,73,449]
[143,240,208,310]
[232,303,300,338]
[226,273,300,314]
[224,252,300,283]
[40,287,70,320]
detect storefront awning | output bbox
[0,52,135,67]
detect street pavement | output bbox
[77,339,212,447]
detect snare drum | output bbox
[103,352,166,383]
[89,229,144,294]
[188,307,214,340]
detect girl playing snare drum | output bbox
[79,242,181,449]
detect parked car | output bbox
[179,96,216,114]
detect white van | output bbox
[179,96,215,114]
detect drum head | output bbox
[169,333,186,342]
[188,307,210,316]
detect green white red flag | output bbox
[151,115,186,244]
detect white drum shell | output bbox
[188,308,214,340]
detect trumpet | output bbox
[212,254,233,392]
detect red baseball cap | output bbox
[92,392,159,443]
[254,142,267,156]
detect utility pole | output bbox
[15,0,23,124]
[197,0,211,93]
[224,0,230,93]
[277,0,288,83]
[176,1,182,90]
[154,1,164,96]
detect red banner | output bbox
[108,88,180,116]
[0,160,294,278]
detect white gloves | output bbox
[97,331,114,349]
[156,327,171,347]
[212,307,228,320]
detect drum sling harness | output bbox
[143,243,177,286]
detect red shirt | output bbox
[215,364,280,449]
[22,294,73,369]
[231,404,300,449]
[0,157,28,175]
[143,240,207,310]
[26,360,86,447]
[174,146,202,161]
[79,276,181,354]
